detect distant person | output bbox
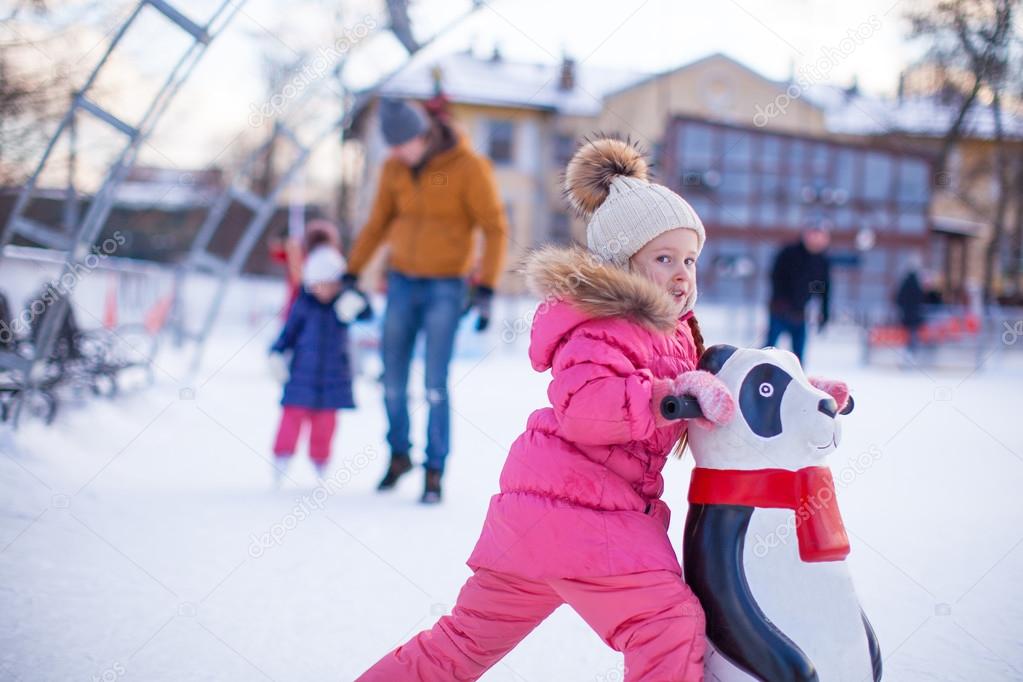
[0,291,15,350]
[30,285,81,361]
[342,97,508,504]
[765,226,831,363]
[269,220,338,319]
[895,257,926,353]
[268,226,363,483]
[267,227,302,319]
[922,271,944,305]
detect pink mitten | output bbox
[652,370,736,429]
[808,376,850,413]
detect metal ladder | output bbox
[179,2,483,373]
[0,0,247,425]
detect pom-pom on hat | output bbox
[564,137,705,266]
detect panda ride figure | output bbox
[669,344,882,682]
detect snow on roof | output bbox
[602,51,770,101]
[801,83,1023,140]
[376,51,646,117]
[375,50,1023,137]
[113,166,222,210]
[932,215,987,236]
[113,182,219,210]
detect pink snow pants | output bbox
[271,406,337,464]
[357,567,706,681]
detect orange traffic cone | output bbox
[103,274,118,329]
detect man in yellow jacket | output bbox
[344,98,508,504]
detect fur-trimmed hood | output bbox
[464,244,702,582]
[522,245,693,333]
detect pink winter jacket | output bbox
[467,246,700,579]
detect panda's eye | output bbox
[758,382,774,397]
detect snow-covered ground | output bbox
[2,294,1022,681]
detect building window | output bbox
[720,169,754,198]
[897,158,930,203]
[554,133,575,165]
[759,136,782,169]
[723,130,752,165]
[862,152,894,201]
[897,210,926,233]
[835,149,856,191]
[549,211,571,244]
[810,143,830,174]
[681,124,714,165]
[487,120,515,165]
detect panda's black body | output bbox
[680,345,882,681]
[684,502,882,681]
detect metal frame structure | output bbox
[179,2,483,372]
[0,0,247,425]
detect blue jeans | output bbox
[765,313,807,363]
[381,272,467,473]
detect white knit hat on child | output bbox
[303,245,346,286]
[564,138,705,267]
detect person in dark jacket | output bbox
[765,227,831,363]
[895,259,926,352]
[269,237,355,483]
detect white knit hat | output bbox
[564,138,705,267]
[302,245,346,286]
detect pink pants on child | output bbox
[271,406,337,463]
[357,567,706,682]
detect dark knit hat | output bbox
[379,98,428,146]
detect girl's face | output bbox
[628,228,699,315]
[310,281,341,304]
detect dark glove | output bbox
[463,285,493,332]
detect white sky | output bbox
[3,0,925,194]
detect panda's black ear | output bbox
[698,344,738,375]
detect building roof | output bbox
[801,83,1023,140]
[113,166,222,209]
[601,50,1023,141]
[601,51,773,100]
[372,49,1023,140]
[375,51,646,117]
[932,215,987,237]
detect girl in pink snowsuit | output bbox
[358,138,735,682]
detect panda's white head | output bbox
[687,345,853,472]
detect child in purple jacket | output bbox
[269,237,356,482]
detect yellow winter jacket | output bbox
[347,135,509,288]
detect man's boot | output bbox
[420,469,442,505]
[377,452,413,491]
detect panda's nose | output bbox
[818,397,837,418]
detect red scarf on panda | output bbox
[688,466,850,562]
